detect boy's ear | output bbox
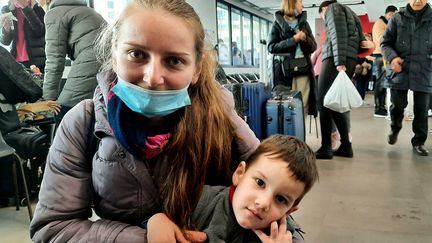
[232,161,246,186]
[286,206,299,215]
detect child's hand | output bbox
[253,216,293,243]
[147,213,207,243]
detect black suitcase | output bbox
[3,126,50,195]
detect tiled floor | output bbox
[0,93,431,243]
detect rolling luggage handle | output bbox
[309,115,319,138]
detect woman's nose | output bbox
[144,58,164,88]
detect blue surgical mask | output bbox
[112,76,191,118]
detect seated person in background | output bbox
[0,45,41,104]
[147,134,319,242]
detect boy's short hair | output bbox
[246,135,319,206]
[385,5,398,14]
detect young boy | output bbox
[148,134,319,242]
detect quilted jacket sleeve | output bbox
[29,100,146,243]
[42,11,68,101]
[325,4,349,66]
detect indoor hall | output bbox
[1,93,431,243]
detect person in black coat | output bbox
[267,0,317,117]
[315,0,364,160]
[381,0,432,156]
[0,0,45,71]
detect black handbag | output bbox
[281,55,309,77]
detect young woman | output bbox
[267,0,317,117]
[30,0,261,242]
[315,0,364,159]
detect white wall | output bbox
[187,0,218,46]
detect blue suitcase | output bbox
[242,82,271,139]
[265,90,305,140]
[223,82,271,139]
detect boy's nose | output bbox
[255,196,270,212]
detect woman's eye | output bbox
[276,195,287,204]
[167,57,183,67]
[255,178,265,187]
[127,50,145,60]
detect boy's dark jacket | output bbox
[190,185,303,243]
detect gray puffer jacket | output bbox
[381,4,432,93]
[43,0,106,107]
[321,2,363,66]
[29,71,260,242]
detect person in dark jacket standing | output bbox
[42,0,106,126]
[267,0,317,117]
[0,0,45,71]
[381,0,432,156]
[315,0,364,159]
[371,5,398,118]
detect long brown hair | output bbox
[94,0,235,229]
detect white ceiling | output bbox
[237,0,410,21]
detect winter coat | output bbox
[0,46,41,104]
[381,4,432,93]
[29,70,260,242]
[0,2,46,68]
[43,0,106,107]
[268,10,317,116]
[321,2,363,66]
[372,16,387,55]
[190,186,304,243]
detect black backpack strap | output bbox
[85,101,99,167]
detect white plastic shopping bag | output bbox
[324,70,363,113]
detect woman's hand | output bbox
[336,65,346,72]
[253,216,293,243]
[293,30,306,42]
[0,15,12,33]
[47,100,61,115]
[147,213,207,243]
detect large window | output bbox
[231,9,242,66]
[242,12,252,66]
[216,1,271,67]
[252,16,261,66]
[216,2,231,65]
[93,0,128,23]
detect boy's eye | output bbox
[276,195,287,204]
[255,178,265,187]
